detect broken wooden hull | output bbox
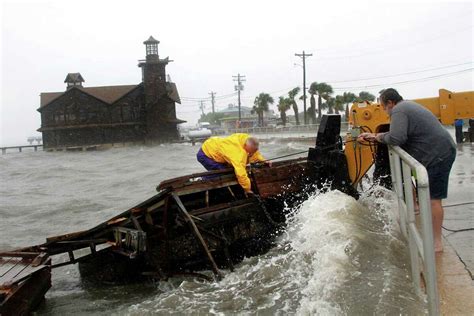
[17,158,311,284]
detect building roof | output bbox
[217,105,252,113]
[144,36,159,44]
[166,82,181,104]
[64,73,84,83]
[40,84,139,107]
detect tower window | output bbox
[146,44,158,56]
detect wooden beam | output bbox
[171,193,222,280]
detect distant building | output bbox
[37,36,185,150]
[216,104,277,129]
[217,104,253,117]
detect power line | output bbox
[331,68,473,90]
[328,61,473,83]
[239,67,472,101]
[180,92,237,101]
[180,61,471,102]
[315,25,473,61]
[313,10,473,53]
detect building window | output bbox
[146,43,158,55]
[79,110,88,123]
[122,105,131,121]
[89,111,98,122]
[54,113,65,124]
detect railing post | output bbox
[401,161,421,295]
[418,181,439,316]
[393,152,407,237]
[388,146,440,316]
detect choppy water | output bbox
[1,140,427,315]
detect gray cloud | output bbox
[1,0,472,145]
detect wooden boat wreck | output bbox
[1,115,358,314]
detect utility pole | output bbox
[199,100,205,116]
[232,73,246,121]
[295,51,312,125]
[209,91,216,114]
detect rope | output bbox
[263,150,308,162]
[253,194,280,227]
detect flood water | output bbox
[1,140,430,315]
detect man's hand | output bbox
[264,161,273,167]
[357,132,376,143]
[375,133,385,143]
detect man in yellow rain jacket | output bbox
[196,133,270,193]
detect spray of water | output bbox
[124,189,425,315]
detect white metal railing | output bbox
[388,145,439,315]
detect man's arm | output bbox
[231,160,252,192]
[249,151,272,167]
[249,151,265,163]
[379,111,409,146]
[225,151,252,192]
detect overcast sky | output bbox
[1,0,472,146]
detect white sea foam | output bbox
[125,189,424,315]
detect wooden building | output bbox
[37,36,184,150]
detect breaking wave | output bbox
[124,189,425,315]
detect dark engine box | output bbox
[307,115,358,198]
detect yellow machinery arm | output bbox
[345,89,473,186]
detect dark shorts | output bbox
[427,148,456,200]
[196,148,229,171]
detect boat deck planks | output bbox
[0,252,51,315]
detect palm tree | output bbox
[288,87,301,125]
[310,82,333,121]
[277,96,291,126]
[334,95,345,114]
[252,93,274,127]
[342,92,357,120]
[326,97,335,114]
[308,83,318,124]
[357,91,376,102]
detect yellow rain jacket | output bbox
[201,133,265,192]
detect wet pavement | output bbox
[443,142,473,279]
[437,142,474,315]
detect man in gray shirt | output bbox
[359,88,456,252]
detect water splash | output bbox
[123,190,425,315]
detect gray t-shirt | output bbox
[380,100,456,167]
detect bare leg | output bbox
[431,199,444,252]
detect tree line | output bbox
[252,83,376,126]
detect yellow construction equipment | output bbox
[345,89,473,185]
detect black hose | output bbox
[442,226,474,233]
[444,201,474,208]
[442,202,474,233]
